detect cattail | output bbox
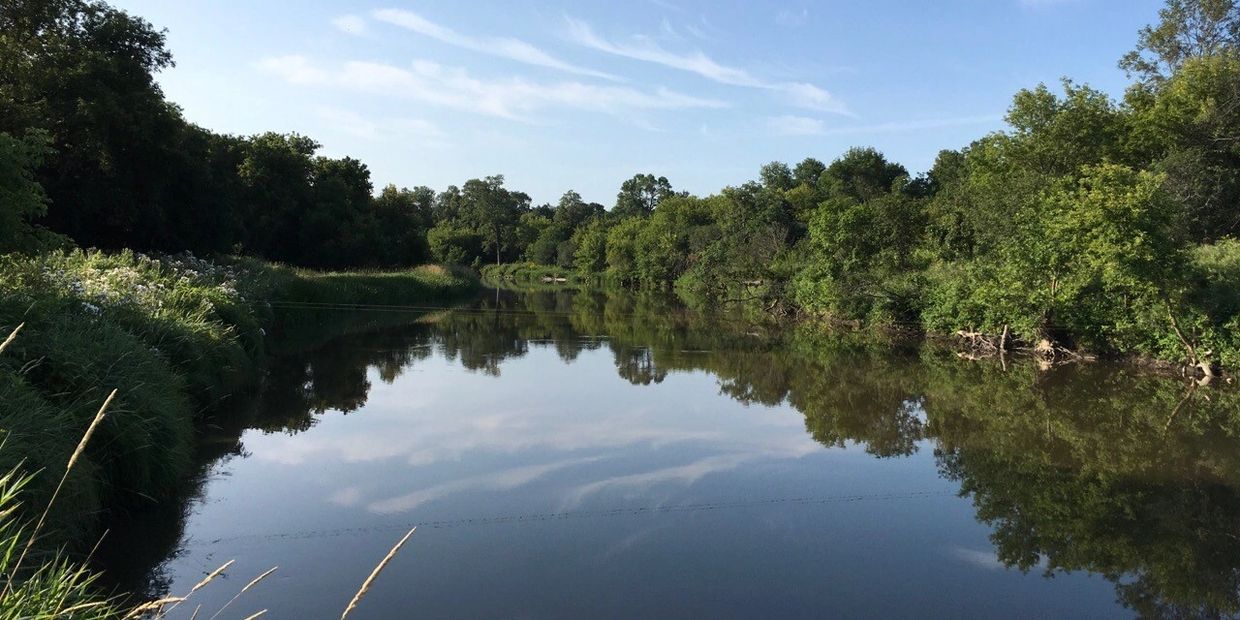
[341,527,416,619]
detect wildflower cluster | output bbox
[14,250,251,319]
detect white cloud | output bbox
[368,457,602,514]
[768,115,825,136]
[332,14,367,36]
[373,8,620,82]
[566,17,755,86]
[314,107,447,146]
[560,453,756,509]
[257,56,726,121]
[565,17,846,114]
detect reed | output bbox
[0,323,22,356]
[341,527,417,619]
[1,388,116,600]
[208,565,278,620]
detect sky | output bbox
[111,0,1166,206]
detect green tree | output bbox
[462,175,528,265]
[427,223,482,265]
[612,173,674,219]
[0,0,186,249]
[1128,55,1240,240]
[1121,0,1240,84]
[0,130,62,253]
[605,217,646,282]
[572,219,609,274]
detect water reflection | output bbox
[105,288,1240,618]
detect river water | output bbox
[103,288,1240,619]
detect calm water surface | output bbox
[104,289,1240,619]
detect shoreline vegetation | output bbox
[0,252,474,618]
[0,251,474,552]
[4,0,1240,377]
[3,0,1240,616]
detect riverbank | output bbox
[0,250,478,554]
[479,260,1240,380]
[480,263,597,289]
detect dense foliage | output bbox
[5,0,1240,371]
[482,1,1240,370]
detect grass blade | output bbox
[341,527,416,619]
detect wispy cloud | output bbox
[332,14,367,36]
[314,107,447,146]
[257,55,726,120]
[369,457,601,514]
[373,8,620,82]
[565,17,846,114]
[561,454,755,509]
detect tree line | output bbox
[5,0,1240,366]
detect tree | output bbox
[427,223,482,265]
[1121,0,1240,84]
[572,219,609,274]
[236,133,318,261]
[1127,55,1240,240]
[612,173,674,219]
[820,147,908,203]
[605,217,646,282]
[793,158,827,188]
[759,162,795,192]
[0,130,64,253]
[367,184,433,266]
[0,0,184,249]
[553,190,603,230]
[462,175,527,265]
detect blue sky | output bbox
[112,0,1164,206]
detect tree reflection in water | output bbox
[107,288,1240,617]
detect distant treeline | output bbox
[5,0,1240,367]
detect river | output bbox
[100,288,1240,618]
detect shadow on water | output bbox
[97,287,1240,617]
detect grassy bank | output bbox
[0,250,476,555]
